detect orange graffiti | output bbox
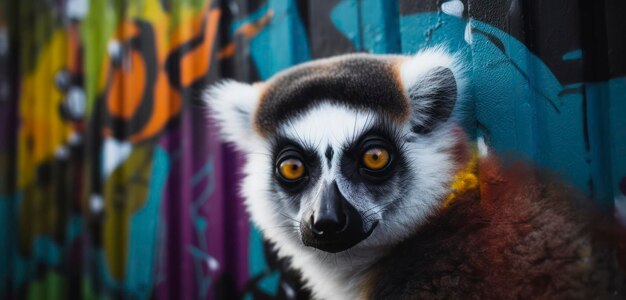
[181,9,220,87]
[106,51,147,119]
[218,9,274,60]
[101,6,221,144]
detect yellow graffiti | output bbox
[103,144,153,280]
[18,30,72,188]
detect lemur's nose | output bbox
[311,210,347,236]
[302,180,376,253]
[311,181,347,236]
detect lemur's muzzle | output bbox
[301,181,378,253]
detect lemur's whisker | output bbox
[278,212,301,224]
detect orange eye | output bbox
[279,158,306,180]
[362,148,390,170]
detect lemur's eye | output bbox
[279,158,305,180]
[362,148,390,170]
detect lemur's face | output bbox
[268,105,410,252]
[207,49,465,254]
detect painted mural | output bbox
[1,0,624,299]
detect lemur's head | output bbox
[206,49,467,255]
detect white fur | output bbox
[400,48,468,128]
[203,80,263,152]
[399,48,466,98]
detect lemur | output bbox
[205,49,626,299]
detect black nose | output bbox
[311,211,347,236]
[311,182,347,236]
[301,181,378,253]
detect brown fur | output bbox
[363,156,626,299]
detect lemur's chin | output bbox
[302,221,379,253]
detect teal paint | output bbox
[248,226,280,297]
[331,0,361,50]
[124,145,170,299]
[66,215,82,242]
[586,82,614,206]
[331,5,467,58]
[360,0,401,53]
[0,194,16,294]
[396,10,620,200]
[235,0,311,79]
[562,49,583,60]
[586,77,626,208]
[189,156,216,299]
[469,20,589,191]
[607,78,626,213]
[187,245,213,298]
[331,0,402,54]
[10,192,31,289]
[31,237,62,266]
[337,7,594,193]
[191,157,214,186]
[399,12,468,54]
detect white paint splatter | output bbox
[229,1,240,16]
[103,138,132,177]
[90,194,104,214]
[107,40,122,62]
[441,0,464,18]
[282,282,296,299]
[55,146,70,159]
[464,23,473,44]
[206,256,220,271]
[66,0,89,20]
[477,136,489,157]
[66,87,86,119]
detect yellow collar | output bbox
[441,150,479,208]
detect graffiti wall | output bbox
[1,0,624,299]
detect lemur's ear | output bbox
[204,80,261,151]
[399,49,464,134]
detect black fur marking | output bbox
[270,136,322,196]
[256,54,409,135]
[324,146,334,168]
[409,67,457,134]
[339,118,410,197]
